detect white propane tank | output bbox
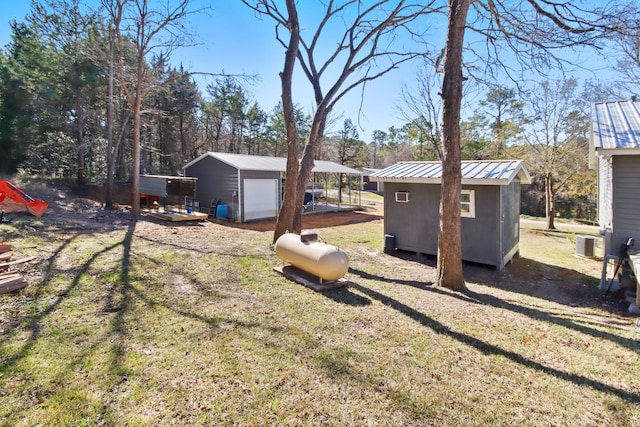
[275,232,348,281]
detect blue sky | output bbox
[0,0,418,140]
[0,1,622,141]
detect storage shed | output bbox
[139,174,197,207]
[589,98,640,257]
[370,160,531,271]
[183,152,362,222]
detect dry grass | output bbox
[1,187,639,426]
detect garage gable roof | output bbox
[183,152,361,174]
[370,160,531,185]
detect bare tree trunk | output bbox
[105,28,115,208]
[545,172,556,230]
[76,98,85,185]
[132,89,142,215]
[245,1,432,241]
[437,0,469,292]
[273,0,301,243]
[373,142,377,168]
[180,113,187,162]
[109,0,194,215]
[126,32,147,217]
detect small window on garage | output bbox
[461,189,475,218]
[395,191,410,203]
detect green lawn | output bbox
[1,205,639,426]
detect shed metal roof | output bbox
[591,98,640,153]
[370,160,531,185]
[141,174,198,181]
[183,152,361,175]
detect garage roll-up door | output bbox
[243,179,279,221]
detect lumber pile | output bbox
[0,237,35,295]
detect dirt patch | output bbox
[6,179,384,234]
[0,180,131,234]
[219,204,384,232]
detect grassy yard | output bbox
[1,194,639,426]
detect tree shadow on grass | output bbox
[1,218,276,422]
[347,280,640,404]
[319,285,372,306]
[349,260,640,351]
[0,221,138,372]
[348,265,434,290]
[0,221,135,408]
[465,255,631,316]
[348,263,640,358]
[384,248,628,315]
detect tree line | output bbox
[0,1,637,226]
[0,3,371,185]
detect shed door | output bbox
[243,179,279,221]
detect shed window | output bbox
[461,190,475,218]
[395,191,410,203]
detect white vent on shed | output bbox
[395,191,409,203]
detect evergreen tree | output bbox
[0,21,59,174]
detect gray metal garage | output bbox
[183,152,362,222]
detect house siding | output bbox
[139,175,197,205]
[598,155,613,232]
[612,156,640,250]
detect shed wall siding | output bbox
[383,183,440,254]
[500,180,521,268]
[460,184,500,266]
[185,157,238,212]
[384,182,503,267]
[612,156,640,250]
[140,176,168,197]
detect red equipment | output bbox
[0,180,48,217]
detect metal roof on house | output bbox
[591,98,640,152]
[369,160,531,185]
[183,152,361,175]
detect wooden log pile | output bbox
[0,237,36,295]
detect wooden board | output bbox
[148,211,209,222]
[273,265,348,291]
[0,276,28,294]
[0,256,36,269]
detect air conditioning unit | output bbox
[576,235,596,258]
